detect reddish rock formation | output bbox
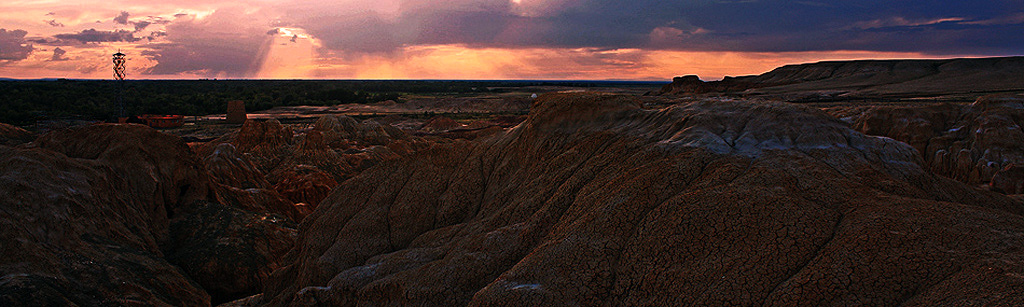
[261,93,1024,306]
[421,116,466,133]
[205,143,270,189]
[233,119,294,173]
[0,124,212,306]
[195,115,436,222]
[273,165,338,209]
[202,141,303,220]
[205,116,421,186]
[313,115,408,146]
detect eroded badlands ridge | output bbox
[658,56,1024,100]
[262,93,1024,305]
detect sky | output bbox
[0,0,1022,80]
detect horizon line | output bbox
[0,78,673,83]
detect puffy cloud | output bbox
[0,29,33,61]
[47,20,65,27]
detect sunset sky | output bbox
[1,0,1022,80]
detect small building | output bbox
[226,101,247,124]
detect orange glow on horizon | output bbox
[2,41,951,81]
[266,44,944,81]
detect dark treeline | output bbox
[0,79,662,126]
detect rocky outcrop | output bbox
[0,124,212,306]
[203,142,304,221]
[0,122,33,146]
[200,116,432,209]
[657,75,762,96]
[830,94,1024,188]
[658,56,1024,100]
[272,165,338,210]
[262,93,1024,306]
[205,143,270,189]
[313,115,408,147]
[233,119,294,173]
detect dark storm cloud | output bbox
[293,0,1024,55]
[0,29,33,61]
[114,11,130,25]
[53,29,141,43]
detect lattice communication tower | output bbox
[113,51,126,118]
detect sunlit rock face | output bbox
[0,124,212,306]
[829,94,1024,190]
[262,93,1024,306]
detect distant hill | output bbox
[657,56,1024,101]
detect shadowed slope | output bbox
[0,124,212,306]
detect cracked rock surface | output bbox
[263,93,1024,306]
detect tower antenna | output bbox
[113,50,127,120]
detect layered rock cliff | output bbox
[261,93,1024,305]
